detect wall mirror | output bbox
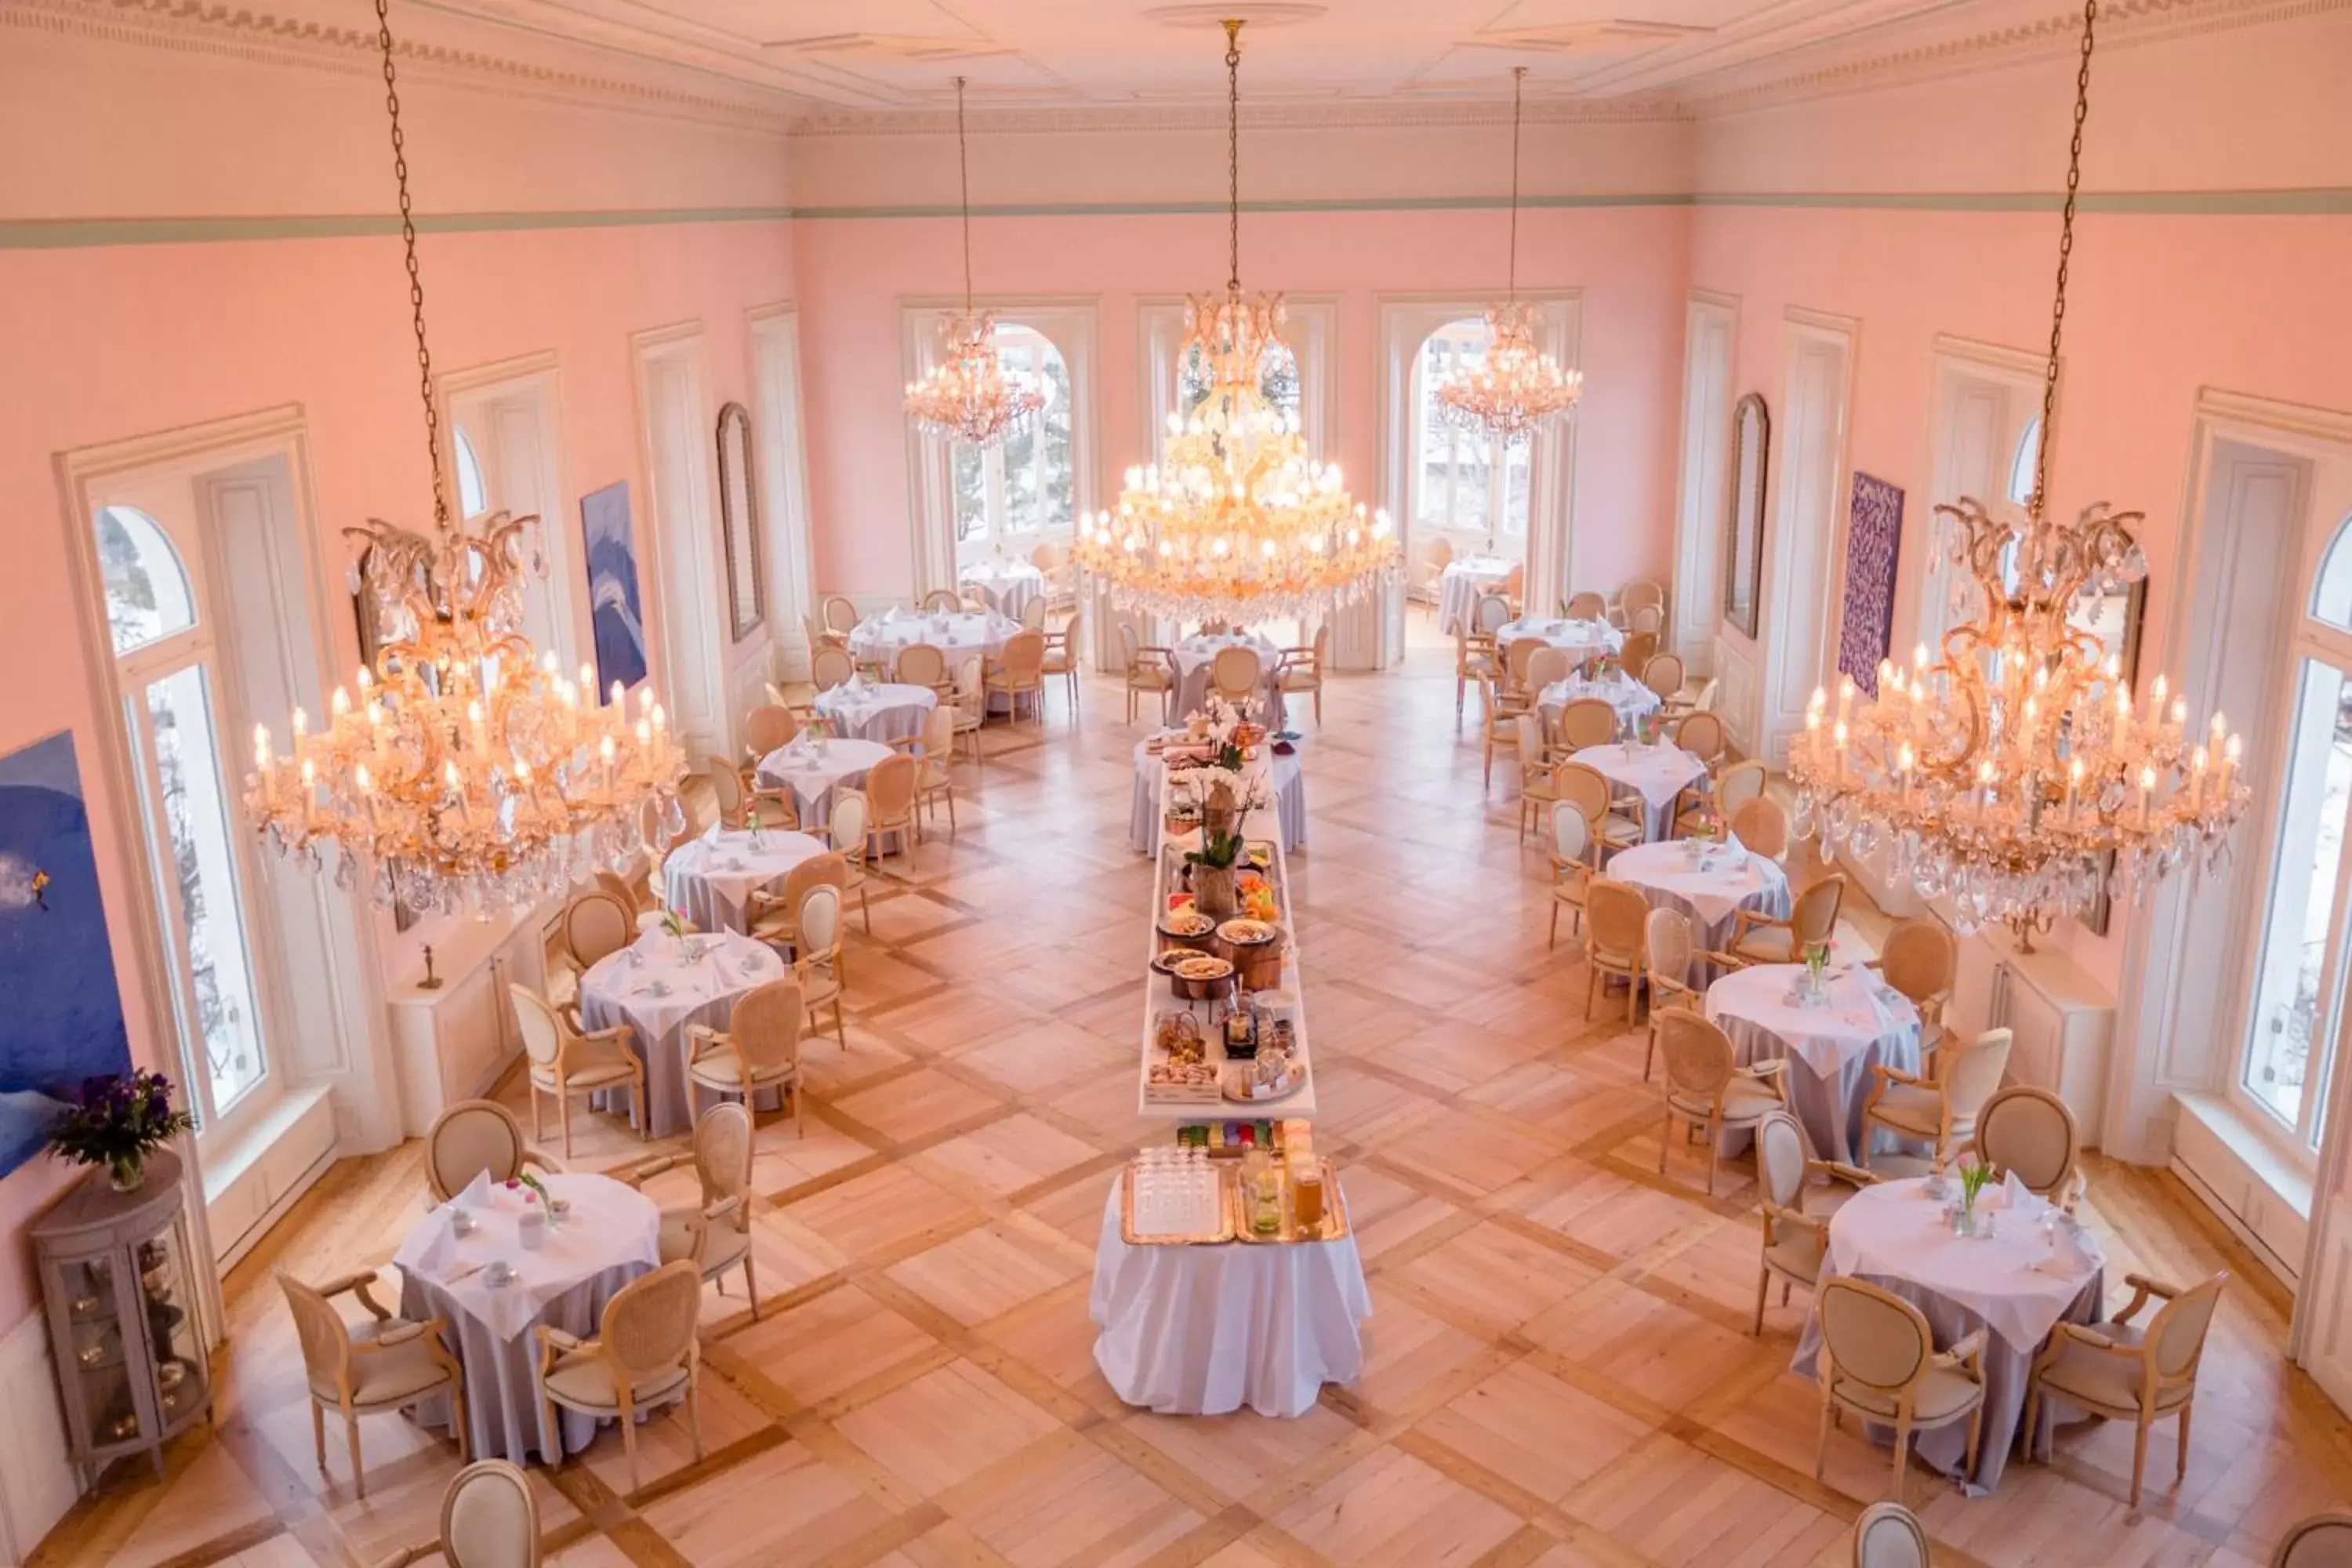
[716,401,764,641]
[1722,392,1769,639]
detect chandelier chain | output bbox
[1507,67,1525,303]
[2032,0,2096,521]
[372,0,447,532]
[953,76,974,314]
[1225,18,1243,293]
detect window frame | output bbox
[949,323,1076,554]
[1410,316,1534,543]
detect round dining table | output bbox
[959,561,1045,619]
[1792,1176,2107,1494]
[816,680,937,745]
[756,734,896,831]
[1607,838,1789,982]
[1704,962,1921,1163]
[659,825,829,935]
[1570,742,1708,840]
[1496,615,1622,662]
[395,1171,661,1464]
[847,608,1018,672]
[1539,671,1661,733]
[1439,557,1516,636]
[577,929,791,1137]
[1170,633,1283,720]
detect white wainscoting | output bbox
[204,1084,339,1272]
[0,1310,81,1565]
[2171,1093,2309,1289]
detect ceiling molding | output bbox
[791,96,1690,137]
[0,0,802,136]
[1682,0,2350,115]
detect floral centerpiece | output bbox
[1955,1156,1994,1236]
[1802,938,1831,997]
[47,1070,194,1192]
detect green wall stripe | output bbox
[5,187,2347,249]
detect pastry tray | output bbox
[1228,1156,1352,1244]
[1120,1162,1236,1247]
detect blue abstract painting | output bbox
[581,480,648,701]
[0,731,132,1177]
[1838,472,1904,698]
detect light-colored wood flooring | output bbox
[35,633,2352,1568]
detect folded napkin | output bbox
[2036,1219,2104,1276]
[2002,1169,2052,1225]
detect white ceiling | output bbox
[409,0,2088,114]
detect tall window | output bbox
[950,325,1073,550]
[2235,511,2352,1152]
[96,505,272,1133]
[1412,318,1530,543]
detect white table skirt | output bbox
[817,682,937,745]
[1171,637,1283,722]
[1089,1181,1370,1418]
[1706,965,1921,1163]
[1129,739,1306,855]
[960,564,1044,619]
[578,932,790,1137]
[397,1174,660,1464]
[1439,560,1515,637]
[1610,841,1790,984]
[1795,1178,2106,1495]
[757,736,896,831]
[1570,743,1708,841]
[660,827,829,935]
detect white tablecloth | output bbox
[1610,840,1789,982]
[1089,1179,1370,1418]
[1439,558,1515,637]
[960,561,1044,619]
[1129,739,1306,854]
[578,931,789,1137]
[396,1172,660,1463]
[660,826,829,935]
[848,609,1018,669]
[756,735,896,831]
[1570,743,1708,841]
[1795,1176,2106,1493]
[1496,615,1622,661]
[816,681,937,745]
[1538,672,1661,733]
[1705,964,1921,1163]
[1171,634,1283,721]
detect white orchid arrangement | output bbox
[1171,764,1272,816]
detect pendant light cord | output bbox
[2031,0,2097,521]
[1507,66,1526,303]
[954,76,975,314]
[372,0,448,532]
[1225,18,1243,294]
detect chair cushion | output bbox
[541,1348,691,1414]
[313,1323,452,1409]
[1599,813,1644,848]
[1763,1227,1825,1286]
[657,1209,753,1272]
[1835,1363,1982,1425]
[687,1053,796,1090]
[1869,1083,1947,1136]
[534,1059,638,1092]
[1733,927,1797,963]
[2037,1325,2190,1414]
[1670,1075,1781,1120]
[1129,669,1173,690]
[1279,672,1317,691]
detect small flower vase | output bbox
[517,1200,549,1251]
[1194,863,1239,920]
[107,1155,144,1194]
[1949,1200,1976,1238]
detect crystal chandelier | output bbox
[1073,20,1399,624]
[903,77,1044,449]
[245,0,686,917]
[1787,0,2244,947]
[1437,67,1581,443]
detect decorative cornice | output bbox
[0,0,800,136]
[789,96,1690,137]
[1683,0,2351,116]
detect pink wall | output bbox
[791,205,1690,600]
[0,217,794,1328]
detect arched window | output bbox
[454,425,488,519]
[2311,512,2352,630]
[1411,318,1531,543]
[95,505,197,655]
[951,323,1074,550]
[2008,417,2042,507]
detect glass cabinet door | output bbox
[57,1251,142,1451]
[135,1221,207,1428]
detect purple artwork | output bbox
[1838,472,1904,697]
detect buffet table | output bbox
[1129,736,1306,855]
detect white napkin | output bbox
[401,1171,492,1282]
[2036,1218,2103,1276]
[2002,1169,2051,1223]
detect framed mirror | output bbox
[1722,393,1769,640]
[715,401,764,641]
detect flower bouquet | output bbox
[47,1069,194,1192]
[1955,1157,1994,1237]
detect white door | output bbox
[1671,299,1733,672]
[1756,316,1854,764]
[633,333,728,762]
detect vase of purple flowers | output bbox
[47,1069,194,1192]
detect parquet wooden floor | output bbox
[34,635,2352,1568]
